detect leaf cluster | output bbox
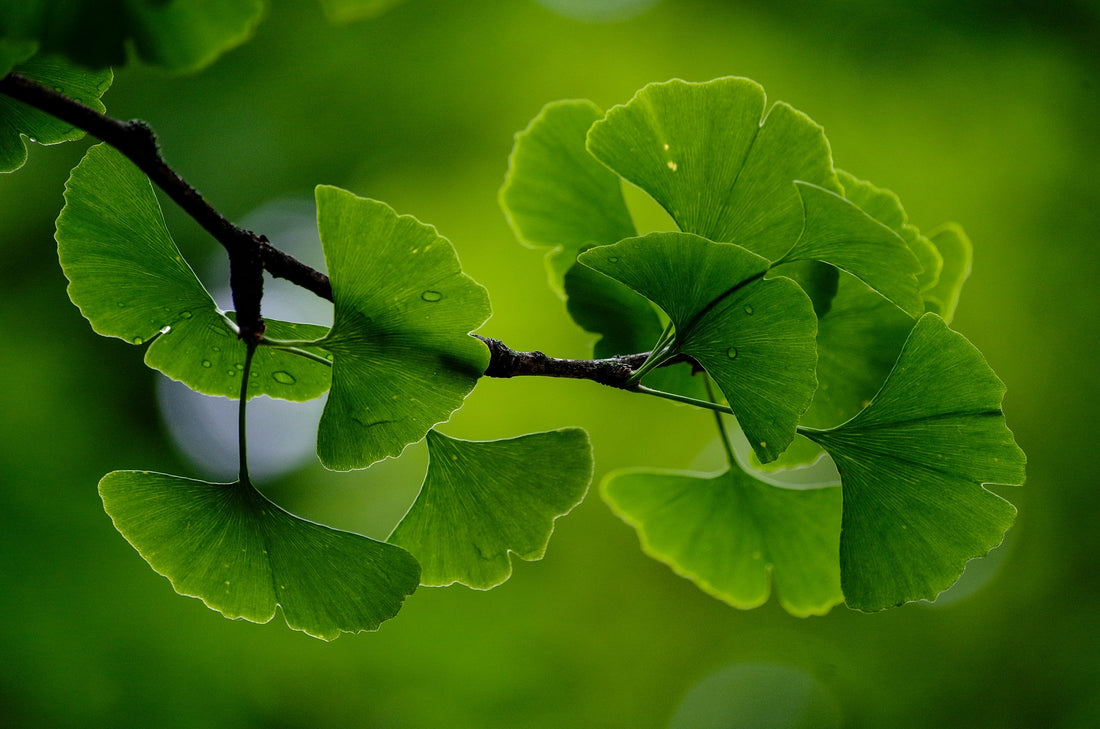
[1,14,1026,638]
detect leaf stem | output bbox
[633,385,737,417]
[704,377,738,467]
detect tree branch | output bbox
[1,72,679,387]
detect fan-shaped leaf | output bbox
[802,313,1026,610]
[389,428,592,589]
[314,186,491,470]
[500,99,636,292]
[579,233,818,462]
[0,0,264,72]
[0,54,112,172]
[586,77,841,261]
[56,143,331,400]
[99,471,420,640]
[781,182,923,317]
[602,463,842,616]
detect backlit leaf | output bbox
[602,462,842,616]
[579,233,818,462]
[389,428,592,589]
[315,186,491,470]
[586,77,841,261]
[0,54,112,172]
[99,470,420,640]
[56,143,330,400]
[802,314,1026,610]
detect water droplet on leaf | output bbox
[726,346,738,359]
[201,360,212,368]
[132,337,144,345]
[272,371,296,385]
[667,160,678,171]
[607,256,620,264]
[743,305,754,315]
[179,311,192,319]
[421,290,443,302]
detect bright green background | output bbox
[1,1,1097,727]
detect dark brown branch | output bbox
[0,72,333,337]
[476,336,692,388]
[1,72,678,386]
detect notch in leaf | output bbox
[389,428,592,589]
[99,471,420,640]
[585,76,842,261]
[314,186,491,470]
[802,313,1026,610]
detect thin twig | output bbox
[1,72,686,388]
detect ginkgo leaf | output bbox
[500,99,636,293]
[780,182,923,317]
[802,313,1026,610]
[602,462,843,616]
[55,143,331,400]
[586,77,841,261]
[579,233,818,462]
[389,428,592,589]
[922,223,972,322]
[99,471,420,640]
[837,170,943,294]
[0,0,264,72]
[0,54,112,172]
[314,186,491,470]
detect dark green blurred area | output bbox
[2,0,1098,726]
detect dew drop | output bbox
[272,371,296,385]
[743,305,754,315]
[201,360,211,368]
[234,363,244,370]
[179,311,193,319]
[132,337,144,345]
[607,256,620,264]
[116,301,128,308]
[726,346,738,359]
[212,346,221,352]
[421,290,443,302]
[666,160,678,171]
[227,370,236,376]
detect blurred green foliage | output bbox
[1,1,1097,727]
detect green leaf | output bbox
[780,182,924,317]
[586,77,841,261]
[318,0,407,23]
[0,54,112,173]
[315,186,491,470]
[499,100,636,294]
[389,429,592,589]
[99,471,419,640]
[838,170,944,295]
[0,0,265,72]
[579,233,818,462]
[922,223,972,322]
[802,314,1025,610]
[602,463,843,616]
[56,143,331,400]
